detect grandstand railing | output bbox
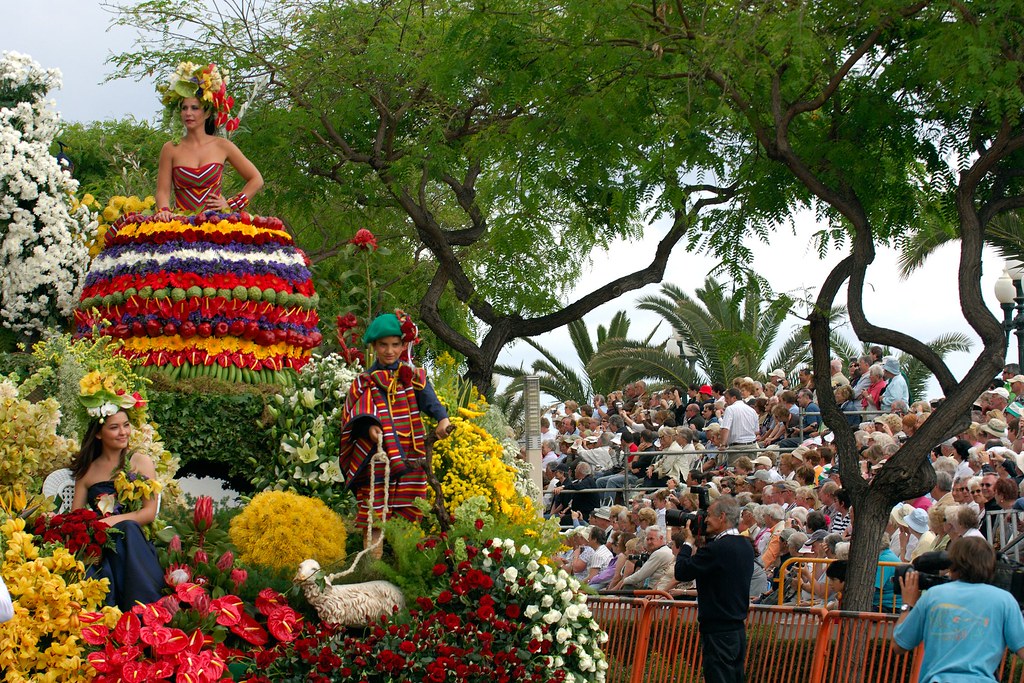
[587,595,1024,683]
[985,508,1024,564]
[776,557,906,613]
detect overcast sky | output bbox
[3,2,1014,401]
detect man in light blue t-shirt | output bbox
[893,537,1024,682]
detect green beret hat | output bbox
[363,313,403,345]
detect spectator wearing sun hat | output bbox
[987,387,1011,418]
[880,357,909,412]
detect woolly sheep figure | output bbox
[294,559,405,627]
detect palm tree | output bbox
[590,276,863,387]
[899,208,1024,276]
[626,274,793,384]
[494,311,660,419]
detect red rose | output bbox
[349,228,378,251]
[399,640,416,654]
[432,563,447,576]
[336,313,358,331]
[397,364,414,387]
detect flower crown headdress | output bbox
[78,369,148,425]
[157,61,239,132]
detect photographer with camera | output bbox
[674,496,755,683]
[893,536,1024,681]
[620,525,675,590]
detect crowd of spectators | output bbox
[540,357,1024,612]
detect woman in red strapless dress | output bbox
[153,92,262,219]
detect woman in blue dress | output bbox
[71,407,164,611]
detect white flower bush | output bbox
[481,536,610,683]
[254,352,361,510]
[0,52,91,340]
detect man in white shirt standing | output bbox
[719,388,759,465]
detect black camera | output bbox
[894,551,1024,607]
[893,551,952,591]
[664,485,711,537]
[627,552,650,568]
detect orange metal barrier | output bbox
[776,557,907,613]
[586,596,1022,683]
[998,650,1024,683]
[809,609,921,683]
[586,596,648,683]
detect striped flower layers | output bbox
[75,212,322,384]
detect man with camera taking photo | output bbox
[893,536,1024,682]
[674,496,755,683]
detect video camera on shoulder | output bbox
[894,551,1024,607]
[893,551,952,591]
[664,485,711,537]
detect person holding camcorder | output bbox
[893,537,1024,682]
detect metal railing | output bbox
[985,508,1024,563]
[588,595,1024,683]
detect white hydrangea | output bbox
[0,52,90,340]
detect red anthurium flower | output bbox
[266,606,302,643]
[175,582,206,605]
[140,625,189,655]
[176,650,226,683]
[180,627,208,656]
[86,648,119,675]
[120,660,152,683]
[113,612,141,646]
[133,601,172,627]
[80,622,110,646]
[230,613,269,646]
[150,659,176,680]
[255,588,287,616]
[210,595,245,627]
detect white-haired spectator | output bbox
[620,525,674,590]
[759,504,788,571]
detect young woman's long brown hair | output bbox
[69,410,129,480]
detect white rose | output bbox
[541,595,554,608]
[555,627,571,643]
[503,538,515,549]
[543,609,561,624]
[503,566,518,582]
[524,605,539,619]
[565,604,580,620]
[527,560,540,572]
[561,590,574,605]
[554,578,567,591]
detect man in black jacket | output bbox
[674,496,754,683]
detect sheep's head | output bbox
[294,559,321,583]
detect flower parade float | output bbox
[74,61,321,386]
[0,324,606,680]
[74,210,321,385]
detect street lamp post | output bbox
[669,331,698,375]
[994,264,1024,369]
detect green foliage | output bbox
[249,354,359,512]
[375,496,562,605]
[146,384,272,489]
[57,119,164,198]
[623,274,794,384]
